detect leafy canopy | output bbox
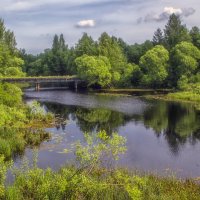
[139,45,169,87]
[75,55,112,87]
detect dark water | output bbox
[15,90,200,178]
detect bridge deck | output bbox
[0,76,82,83]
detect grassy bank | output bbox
[0,83,55,160]
[144,91,200,111]
[167,92,200,102]
[1,130,200,200]
[97,88,171,95]
[1,165,200,200]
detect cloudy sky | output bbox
[0,0,199,54]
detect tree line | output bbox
[1,14,200,89]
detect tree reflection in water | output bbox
[42,100,200,155]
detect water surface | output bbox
[17,90,200,178]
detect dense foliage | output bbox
[75,55,112,87]
[21,14,200,90]
[0,19,25,77]
[0,83,53,159]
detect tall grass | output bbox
[167,92,200,102]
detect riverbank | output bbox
[93,88,172,96]
[1,129,200,200]
[93,88,200,110]
[145,92,200,111]
[1,165,200,200]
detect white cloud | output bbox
[139,6,196,23]
[164,7,182,15]
[76,20,96,28]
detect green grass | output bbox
[167,92,200,102]
[1,166,199,200]
[100,88,172,92]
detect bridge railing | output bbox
[0,75,79,83]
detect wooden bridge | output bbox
[0,76,84,91]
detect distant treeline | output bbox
[1,14,200,89]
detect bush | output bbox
[0,83,22,107]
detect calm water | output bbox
[15,90,200,178]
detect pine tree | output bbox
[153,28,164,45]
[164,14,191,49]
[52,34,59,52]
[98,32,126,72]
[75,33,97,57]
[59,34,67,51]
[190,26,200,48]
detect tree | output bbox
[59,34,67,51]
[75,55,112,87]
[0,43,24,77]
[52,34,59,52]
[111,36,129,60]
[119,63,135,87]
[0,19,17,55]
[75,33,98,57]
[164,14,191,49]
[131,64,143,86]
[169,42,200,86]
[190,26,200,49]
[126,40,153,64]
[0,83,23,107]
[139,45,169,87]
[153,28,164,45]
[98,32,127,73]
[0,19,24,77]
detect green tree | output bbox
[75,33,98,57]
[0,83,22,107]
[139,45,169,87]
[119,63,135,87]
[0,43,25,77]
[126,40,153,64]
[0,19,17,55]
[26,34,71,76]
[52,34,60,52]
[153,28,164,45]
[98,32,127,78]
[164,14,191,49]
[190,26,200,49]
[0,19,24,77]
[169,42,200,86]
[177,75,189,91]
[75,55,112,87]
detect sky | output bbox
[0,0,199,54]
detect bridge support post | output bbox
[35,82,40,91]
[75,81,78,92]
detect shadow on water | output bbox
[19,90,200,178]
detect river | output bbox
[13,89,200,179]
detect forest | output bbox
[18,14,200,93]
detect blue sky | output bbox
[0,0,199,54]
